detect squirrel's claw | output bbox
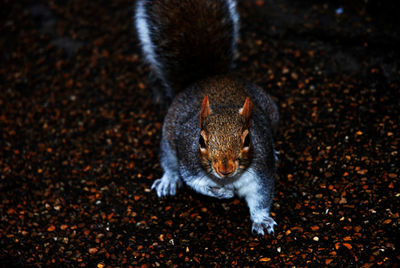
[151,174,182,197]
[251,216,277,236]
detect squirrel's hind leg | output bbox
[152,138,182,197]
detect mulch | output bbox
[1,0,399,266]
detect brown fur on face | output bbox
[199,97,253,180]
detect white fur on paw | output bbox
[209,186,234,199]
[251,216,277,236]
[151,174,181,197]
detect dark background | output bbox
[1,0,399,266]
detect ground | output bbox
[1,0,399,266]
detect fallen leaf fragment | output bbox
[311,225,319,231]
[83,165,91,172]
[343,236,352,241]
[325,259,333,265]
[343,243,352,250]
[354,226,362,232]
[89,248,98,254]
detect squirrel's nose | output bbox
[215,159,236,178]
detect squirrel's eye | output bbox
[199,135,206,149]
[243,133,250,148]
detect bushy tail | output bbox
[135,0,239,98]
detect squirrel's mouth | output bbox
[211,169,241,184]
[212,160,239,179]
[214,170,237,179]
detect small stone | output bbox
[89,248,98,254]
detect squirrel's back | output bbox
[135,0,239,97]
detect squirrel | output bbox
[135,0,279,236]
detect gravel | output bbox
[1,0,399,266]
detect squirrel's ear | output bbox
[200,95,211,126]
[239,97,253,122]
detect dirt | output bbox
[1,0,399,266]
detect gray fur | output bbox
[136,0,279,236]
[152,76,279,235]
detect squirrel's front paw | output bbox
[151,173,182,197]
[208,186,234,199]
[251,216,277,236]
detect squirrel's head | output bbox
[198,95,253,180]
